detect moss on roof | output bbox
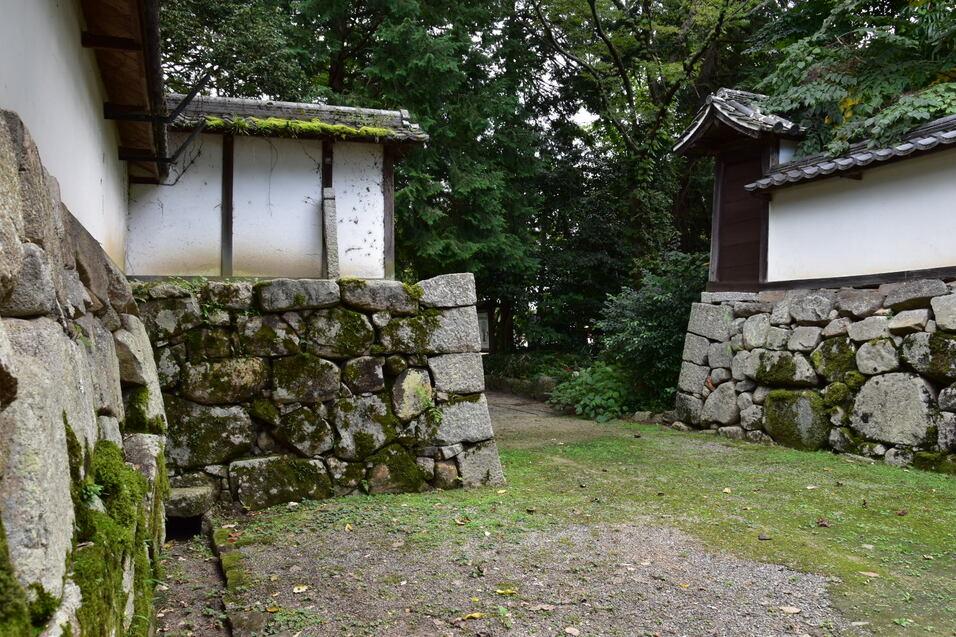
[203,115,397,141]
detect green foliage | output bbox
[548,362,636,422]
[0,516,31,637]
[595,251,709,408]
[482,350,587,382]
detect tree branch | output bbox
[587,0,638,128]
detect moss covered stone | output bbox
[236,315,299,357]
[764,390,830,451]
[184,327,234,361]
[181,357,269,405]
[339,279,418,315]
[228,455,333,510]
[0,516,31,636]
[274,406,334,457]
[332,394,399,460]
[272,353,340,404]
[822,382,851,408]
[123,386,167,434]
[307,307,375,358]
[810,337,857,383]
[752,351,817,387]
[366,444,427,494]
[203,115,396,141]
[249,398,281,427]
[900,332,956,383]
[164,394,254,471]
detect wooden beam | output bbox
[81,32,141,51]
[221,135,235,277]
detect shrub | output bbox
[482,350,587,382]
[548,362,636,423]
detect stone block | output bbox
[182,357,269,404]
[701,382,739,425]
[164,395,254,470]
[0,116,24,299]
[732,301,773,318]
[706,341,733,369]
[809,337,857,383]
[340,279,418,315]
[717,425,746,440]
[332,394,397,460]
[849,373,936,446]
[674,393,702,426]
[884,447,914,468]
[930,294,956,332]
[123,433,164,486]
[787,326,822,352]
[418,273,477,308]
[76,313,125,420]
[229,456,332,510]
[682,332,709,365]
[274,406,334,457]
[847,316,890,342]
[343,356,386,394]
[433,460,461,489]
[677,361,708,394]
[139,296,202,341]
[113,314,158,386]
[900,332,956,383]
[428,353,485,394]
[686,303,732,342]
[836,288,884,318]
[766,326,790,350]
[258,278,340,311]
[939,384,956,412]
[742,314,770,349]
[166,486,217,518]
[237,314,300,357]
[0,243,57,317]
[392,368,432,422]
[740,405,764,430]
[752,350,817,387]
[379,306,481,354]
[203,280,254,310]
[883,279,947,311]
[307,307,375,358]
[889,309,929,335]
[789,290,835,325]
[821,317,851,338]
[367,444,428,494]
[273,353,339,404]
[764,390,829,451]
[435,394,494,445]
[457,440,505,487]
[937,413,956,452]
[710,368,731,385]
[856,339,899,375]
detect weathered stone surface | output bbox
[850,373,936,446]
[735,380,756,393]
[324,457,364,493]
[701,291,757,303]
[836,288,884,319]
[752,350,817,387]
[674,393,702,426]
[770,295,793,325]
[787,326,822,352]
[848,317,891,344]
[203,280,254,310]
[930,294,956,332]
[686,303,732,342]
[237,314,300,356]
[428,353,484,394]
[67,210,135,314]
[884,279,947,311]
[274,406,334,457]
[888,309,929,335]
[367,444,428,494]
[701,382,739,425]
[764,390,829,451]
[123,433,164,487]
[418,273,477,308]
[273,353,339,404]
[457,440,505,487]
[900,332,956,383]
[436,395,494,445]
[732,301,773,318]
[682,332,709,365]
[166,486,217,518]
[184,327,233,361]
[884,447,914,468]
[343,356,386,394]
[938,384,956,412]
[308,307,375,358]
[76,313,125,419]
[333,394,397,460]
[0,243,57,317]
[706,342,733,369]
[766,326,790,350]
[809,337,857,383]
[677,361,708,394]
[385,354,408,376]
[822,317,851,338]
[139,296,202,340]
[710,368,731,385]
[164,395,254,470]
[98,415,122,445]
[936,412,956,452]
[340,279,418,315]
[416,456,436,479]
[229,455,332,510]
[736,393,753,411]
[742,314,770,349]
[379,306,481,354]
[731,350,753,381]
[0,117,24,299]
[856,339,899,375]
[0,362,74,598]
[392,368,433,422]
[113,314,157,386]
[156,344,183,389]
[433,460,460,489]
[740,405,764,430]
[182,357,269,404]
[789,290,835,325]
[258,278,339,311]
[717,426,746,440]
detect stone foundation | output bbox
[0,112,167,636]
[135,274,504,514]
[675,283,956,473]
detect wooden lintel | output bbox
[81,32,141,51]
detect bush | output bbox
[548,362,636,422]
[482,350,587,382]
[597,251,708,409]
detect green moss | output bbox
[378,309,441,353]
[810,337,857,383]
[918,332,956,383]
[311,307,375,357]
[402,282,425,301]
[123,387,166,434]
[203,116,396,141]
[250,399,281,426]
[822,382,851,408]
[912,451,956,475]
[367,444,427,493]
[845,371,867,391]
[0,516,31,636]
[754,352,797,386]
[764,390,830,451]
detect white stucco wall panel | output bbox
[334,143,385,279]
[127,133,223,276]
[232,137,324,277]
[0,0,128,264]
[767,151,956,281]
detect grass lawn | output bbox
[224,415,956,635]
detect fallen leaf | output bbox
[496,588,517,596]
[266,606,281,613]
[806,485,818,490]
[565,628,581,636]
[269,575,279,582]
[345,523,353,532]
[220,523,237,529]
[529,603,555,612]
[678,583,690,589]
[454,517,469,526]
[861,544,875,550]
[758,533,772,541]
[461,612,486,620]
[858,571,880,578]
[779,606,801,615]
[496,489,507,494]
[526,507,537,514]
[722,487,732,494]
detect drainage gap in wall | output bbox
[165,515,204,540]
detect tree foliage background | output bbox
[161,0,955,404]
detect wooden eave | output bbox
[80,0,167,182]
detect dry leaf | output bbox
[896,509,908,516]
[496,588,517,596]
[461,612,485,620]
[454,517,468,526]
[496,489,507,494]
[293,584,309,594]
[779,606,801,614]
[345,523,353,532]
[266,606,281,613]
[565,628,581,636]
[858,571,880,578]
[816,517,831,528]
[806,485,818,490]
[722,487,732,494]
[678,583,690,589]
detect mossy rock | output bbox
[764,390,830,451]
[237,315,300,357]
[900,332,956,383]
[184,327,234,361]
[366,444,427,494]
[0,516,31,636]
[123,386,167,434]
[810,337,858,383]
[332,394,400,460]
[307,307,375,358]
[273,406,334,457]
[228,455,333,510]
[272,353,340,404]
[181,357,269,405]
[249,398,281,427]
[164,394,254,471]
[752,351,817,387]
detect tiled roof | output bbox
[673,88,802,154]
[746,114,956,191]
[168,94,429,143]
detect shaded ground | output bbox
[155,532,230,636]
[161,392,956,636]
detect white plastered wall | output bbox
[767,150,956,281]
[127,133,223,276]
[232,136,324,277]
[334,142,386,278]
[0,0,129,264]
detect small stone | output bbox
[766,326,790,350]
[746,430,773,444]
[384,354,408,376]
[418,273,477,308]
[737,393,754,411]
[371,311,391,329]
[764,390,829,450]
[677,361,709,394]
[682,333,710,365]
[433,460,460,489]
[343,356,386,394]
[742,314,770,349]
[883,279,948,311]
[182,357,269,404]
[392,368,433,422]
[884,448,914,468]
[822,317,851,338]
[203,280,254,309]
[332,394,396,460]
[836,288,885,319]
[718,425,746,440]
[735,379,756,392]
[731,350,753,381]
[416,457,436,479]
[847,316,890,342]
[687,303,733,342]
[930,294,956,333]
[674,393,702,426]
[710,368,731,385]
[229,455,332,510]
[789,290,835,325]
[166,486,217,518]
[753,386,771,405]
[258,278,340,311]
[888,309,929,335]
[855,339,899,375]
[740,405,764,430]
[788,326,822,352]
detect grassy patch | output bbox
[219,421,956,635]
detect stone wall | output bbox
[675,282,956,473]
[0,111,167,636]
[134,274,504,514]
